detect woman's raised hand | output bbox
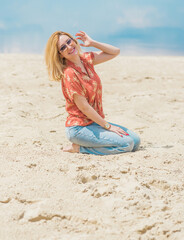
[75,31,93,47]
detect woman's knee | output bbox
[126,130,141,152]
[127,137,134,152]
[117,137,134,152]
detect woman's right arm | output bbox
[75,31,120,65]
[73,94,128,136]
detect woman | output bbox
[45,30,140,155]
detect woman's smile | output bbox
[68,47,76,55]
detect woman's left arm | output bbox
[75,31,120,65]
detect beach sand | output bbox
[0,54,184,240]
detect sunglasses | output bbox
[59,38,73,52]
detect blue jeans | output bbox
[65,122,140,155]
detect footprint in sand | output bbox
[77,174,98,184]
[33,141,42,147]
[91,185,114,198]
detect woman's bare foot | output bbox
[63,143,80,153]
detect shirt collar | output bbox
[66,55,87,74]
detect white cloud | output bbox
[117,7,160,28]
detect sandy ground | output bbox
[0,54,184,240]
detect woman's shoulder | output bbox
[81,52,94,64]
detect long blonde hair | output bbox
[45,31,82,81]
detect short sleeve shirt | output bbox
[61,52,105,127]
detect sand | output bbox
[0,54,184,240]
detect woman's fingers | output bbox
[121,131,129,136]
[75,33,83,37]
[116,131,123,137]
[75,32,92,47]
[79,30,86,35]
[75,36,84,41]
[76,31,89,41]
[119,128,129,136]
[76,37,86,44]
[76,35,86,42]
[76,37,82,41]
[76,31,85,37]
[109,126,129,136]
[76,37,87,47]
[112,130,124,137]
[121,129,128,135]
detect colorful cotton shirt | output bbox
[61,52,105,127]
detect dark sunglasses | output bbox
[59,38,73,52]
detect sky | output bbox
[0,0,184,55]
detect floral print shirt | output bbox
[61,52,105,127]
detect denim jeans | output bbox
[65,122,140,155]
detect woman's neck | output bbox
[67,54,81,65]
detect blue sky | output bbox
[0,0,184,55]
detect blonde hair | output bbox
[45,31,82,81]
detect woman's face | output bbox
[58,34,79,60]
